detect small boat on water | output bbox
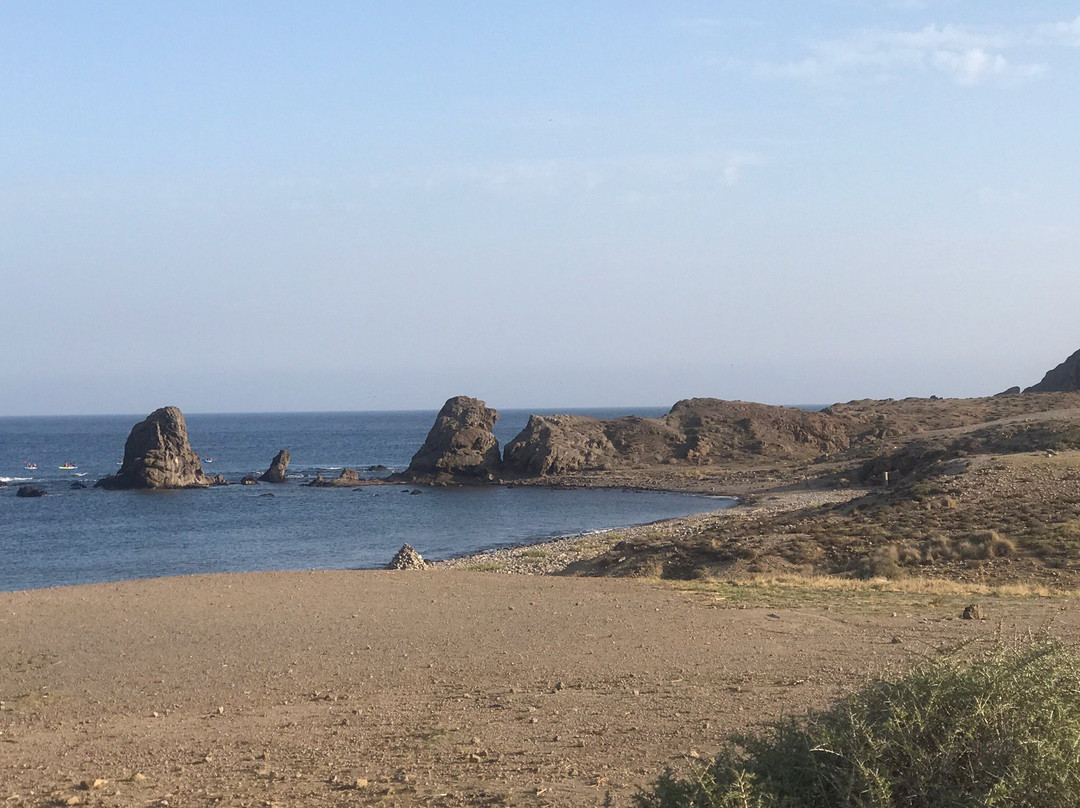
[203,456,214,463]
[23,461,37,470]
[59,463,78,470]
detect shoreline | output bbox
[433,487,866,575]
[0,485,864,595]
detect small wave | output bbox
[1,476,34,483]
[74,472,88,477]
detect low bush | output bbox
[634,637,1080,808]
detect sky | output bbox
[2,1,1079,415]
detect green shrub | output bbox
[634,638,1080,808]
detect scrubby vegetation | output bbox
[573,449,1080,587]
[634,637,1080,808]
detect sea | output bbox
[0,408,734,592]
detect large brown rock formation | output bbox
[502,399,851,476]
[96,407,210,490]
[399,396,502,483]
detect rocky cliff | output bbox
[664,398,851,461]
[96,407,210,490]
[398,396,503,483]
[502,399,852,476]
[1025,348,1080,393]
[503,414,684,476]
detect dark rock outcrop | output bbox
[387,544,427,570]
[1026,349,1080,393]
[502,399,852,477]
[308,468,363,488]
[17,485,47,497]
[95,407,210,490]
[259,450,290,483]
[995,386,1022,397]
[398,396,502,483]
[503,414,635,476]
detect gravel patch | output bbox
[434,488,865,575]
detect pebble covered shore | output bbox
[433,488,865,575]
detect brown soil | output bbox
[3,572,1079,808]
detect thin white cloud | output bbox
[931,48,1044,86]
[1036,15,1080,47]
[746,19,1069,87]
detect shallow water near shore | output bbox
[0,409,731,591]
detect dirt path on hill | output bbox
[2,572,1078,807]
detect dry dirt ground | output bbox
[3,571,1080,808]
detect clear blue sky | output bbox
[3,1,1079,415]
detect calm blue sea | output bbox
[0,409,733,592]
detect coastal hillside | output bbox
[548,389,1080,587]
[408,348,1080,588]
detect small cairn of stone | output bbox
[387,544,427,570]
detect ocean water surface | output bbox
[0,409,733,591]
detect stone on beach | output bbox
[388,544,427,570]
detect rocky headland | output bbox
[403,348,1080,587]
[67,348,1080,588]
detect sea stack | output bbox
[96,407,210,490]
[397,396,502,484]
[259,449,291,483]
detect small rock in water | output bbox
[387,544,427,570]
[16,486,47,498]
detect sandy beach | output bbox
[3,556,1079,807]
